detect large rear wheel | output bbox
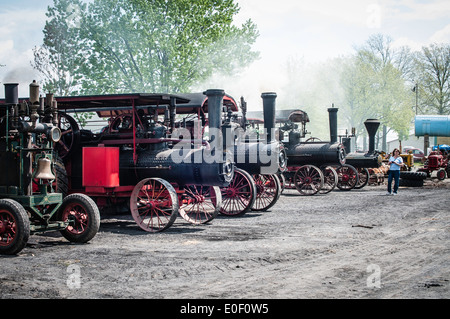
[130,178,178,232]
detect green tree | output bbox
[414,43,450,115]
[41,0,259,95]
[340,34,414,150]
[32,0,86,96]
[340,55,377,143]
[278,55,348,141]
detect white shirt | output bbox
[389,156,403,171]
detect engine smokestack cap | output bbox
[203,89,225,96]
[4,83,19,105]
[364,119,380,136]
[261,92,277,98]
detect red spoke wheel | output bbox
[130,178,178,232]
[219,168,256,216]
[319,166,338,194]
[354,167,370,189]
[58,193,100,243]
[334,164,359,191]
[180,185,221,224]
[251,174,281,211]
[293,165,324,195]
[0,199,30,255]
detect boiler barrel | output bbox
[286,142,346,166]
[233,141,287,175]
[119,147,233,187]
[345,152,382,168]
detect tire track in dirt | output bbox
[1,182,449,298]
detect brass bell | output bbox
[35,157,56,180]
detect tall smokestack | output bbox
[204,89,225,152]
[261,92,277,143]
[364,119,380,153]
[328,106,338,143]
[4,83,19,105]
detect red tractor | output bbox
[418,146,450,180]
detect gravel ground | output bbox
[1,176,449,304]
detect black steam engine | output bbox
[223,92,286,215]
[53,89,234,232]
[179,91,287,216]
[0,82,100,255]
[276,106,357,195]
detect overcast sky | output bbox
[0,0,449,100]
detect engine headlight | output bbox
[49,126,61,143]
[222,159,233,176]
[278,148,287,172]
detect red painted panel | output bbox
[82,147,120,187]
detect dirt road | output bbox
[1,178,449,303]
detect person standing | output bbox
[386,148,404,195]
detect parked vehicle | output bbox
[0,82,100,254]
[418,146,450,180]
[52,89,235,232]
[275,107,353,194]
[403,147,425,162]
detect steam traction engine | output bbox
[276,107,354,195]
[0,82,100,255]
[53,89,234,232]
[223,92,285,215]
[178,92,286,216]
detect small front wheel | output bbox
[220,168,256,216]
[180,185,221,224]
[251,174,281,211]
[319,166,338,194]
[437,169,446,181]
[335,164,359,191]
[354,168,370,189]
[293,165,324,195]
[58,193,100,243]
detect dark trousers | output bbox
[387,170,400,193]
